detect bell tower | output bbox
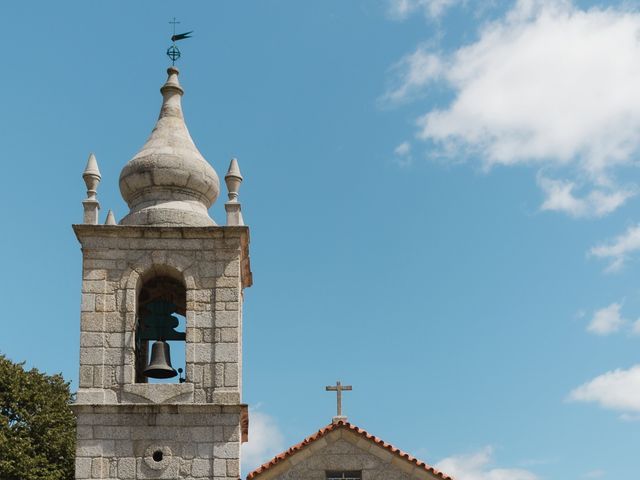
[72,66,251,480]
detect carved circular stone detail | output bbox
[144,445,173,471]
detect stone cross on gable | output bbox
[326,381,352,423]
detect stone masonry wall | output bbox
[74,225,250,406]
[257,429,440,480]
[74,404,241,479]
[72,225,251,480]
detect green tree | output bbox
[0,354,75,480]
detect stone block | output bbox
[194,388,207,403]
[80,347,105,365]
[226,458,240,477]
[193,343,214,363]
[224,363,238,387]
[213,441,239,459]
[186,327,203,343]
[203,329,214,343]
[96,294,116,312]
[118,457,136,479]
[81,332,104,348]
[83,268,107,281]
[76,425,93,440]
[83,279,111,294]
[190,426,215,442]
[92,457,110,477]
[79,366,93,387]
[75,388,117,404]
[215,287,239,302]
[223,425,239,442]
[115,440,134,456]
[84,259,118,270]
[121,383,195,404]
[214,343,237,362]
[94,425,131,440]
[220,327,237,343]
[214,363,225,387]
[212,391,240,404]
[75,457,92,479]
[93,365,106,387]
[192,289,213,302]
[191,458,212,477]
[214,311,238,327]
[193,312,214,328]
[213,276,240,288]
[81,293,95,312]
[81,312,123,332]
[77,440,104,457]
[106,332,125,348]
[213,458,227,476]
[104,347,124,365]
[197,443,214,457]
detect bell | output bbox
[143,341,178,379]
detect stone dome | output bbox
[119,67,219,226]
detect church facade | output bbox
[246,420,451,480]
[71,64,451,480]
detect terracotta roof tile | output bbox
[246,420,454,480]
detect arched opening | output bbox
[135,275,186,383]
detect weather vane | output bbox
[166,17,193,65]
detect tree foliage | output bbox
[0,354,75,480]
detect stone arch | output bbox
[118,252,198,384]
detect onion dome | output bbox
[119,67,219,226]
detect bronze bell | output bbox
[143,341,178,379]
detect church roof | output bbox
[246,420,454,480]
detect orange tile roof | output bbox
[246,420,454,480]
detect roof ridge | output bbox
[246,420,454,480]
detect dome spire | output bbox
[119,67,220,226]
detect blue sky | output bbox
[1,1,640,478]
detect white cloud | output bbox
[631,319,640,335]
[394,141,414,167]
[538,176,634,218]
[241,410,285,476]
[387,0,460,20]
[436,447,538,480]
[587,302,627,335]
[568,364,640,414]
[395,141,411,156]
[589,224,640,272]
[383,47,443,104]
[385,0,640,217]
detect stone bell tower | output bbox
[72,66,252,479]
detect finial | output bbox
[166,18,193,65]
[225,158,245,226]
[82,153,101,225]
[105,210,117,225]
[82,153,101,200]
[225,158,243,202]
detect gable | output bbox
[247,423,450,480]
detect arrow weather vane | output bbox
[167,17,193,65]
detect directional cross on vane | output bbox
[325,381,352,418]
[169,17,180,37]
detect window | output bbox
[326,472,362,480]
